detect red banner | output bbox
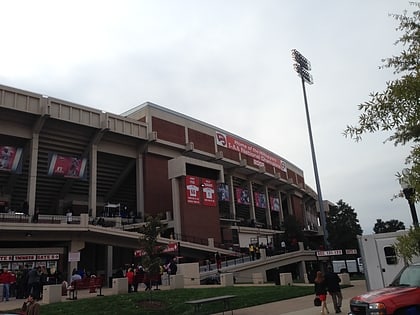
[215,131,286,171]
[47,153,87,179]
[0,146,23,172]
[254,192,267,209]
[235,188,250,205]
[202,179,216,207]
[186,175,200,204]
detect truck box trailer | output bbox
[358,230,420,291]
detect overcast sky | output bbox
[1,0,415,234]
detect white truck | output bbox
[358,230,420,291]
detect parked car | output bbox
[349,263,420,315]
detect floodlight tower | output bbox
[291,49,329,249]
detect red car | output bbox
[349,263,420,315]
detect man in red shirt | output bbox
[0,268,13,301]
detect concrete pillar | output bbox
[136,149,144,220]
[68,240,85,282]
[220,273,234,287]
[27,133,39,215]
[170,274,184,289]
[252,273,264,284]
[112,277,128,295]
[88,144,97,217]
[279,273,293,286]
[42,284,62,304]
[106,246,113,288]
[171,178,181,238]
[80,213,89,227]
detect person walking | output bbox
[314,271,329,315]
[325,265,343,313]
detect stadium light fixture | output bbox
[292,49,329,249]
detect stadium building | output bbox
[0,84,325,281]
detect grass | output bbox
[14,285,316,315]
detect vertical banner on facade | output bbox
[0,146,23,173]
[270,197,280,212]
[218,183,230,201]
[47,153,87,179]
[254,192,267,209]
[202,178,216,207]
[186,175,200,204]
[235,188,250,205]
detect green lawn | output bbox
[29,285,315,315]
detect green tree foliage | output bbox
[138,215,167,277]
[373,218,406,233]
[344,3,420,198]
[394,226,420,263]
[326,200,363,250]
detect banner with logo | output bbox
[0,146,23,173]
[235,188,250,205]
[218,183,230,202]
[186,175,200,204]
[47,153,87,179]
[215,131,286,171]
[254,192,267,209]
[270,197,280,212]
[202,178,216,207]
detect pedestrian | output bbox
[314,271,329,315]
[0,268,13,301]
[21,293,40,315]
[325,265,343,313]
[215,252,222,270]
[26,266,41,300]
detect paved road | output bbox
[0,280,367,314]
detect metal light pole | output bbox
[291,49,329,248]
[399,168,419,227]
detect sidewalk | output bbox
[214,280,367,315]
[0,280,367,314]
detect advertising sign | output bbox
[47,153,87,179]
[0,146,23,173]
[202,178,216,207]
[215,131,286,171]
[185,175,200,204]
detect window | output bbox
[384,246,398,265]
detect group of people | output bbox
[314,266,343,314]
[0,265,61,303]
[116,257,178,292]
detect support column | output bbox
[67,240,85,282]
[228,175,236,220]
[106,246,113,288]
[279,191,285,223]
[264,186,272,228]
[88,144,97,217]
[171,178,181,238]
[27,133,39,216]
[248,181,256,222]
[136,151,144,220]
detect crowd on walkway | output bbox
[0,265,63,303]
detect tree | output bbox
[343,3,420,199]
[138,215,167,281]
[394,227,420,263]
[326,200,363,250]
[373,218,406,233]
